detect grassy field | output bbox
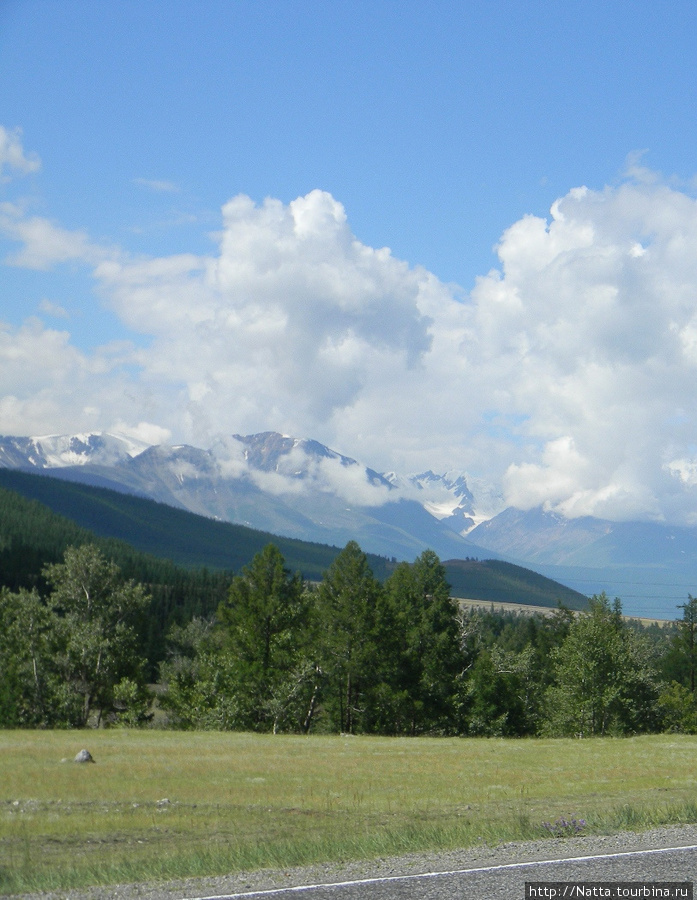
[2,731,697,893]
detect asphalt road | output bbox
[185,845,697,900]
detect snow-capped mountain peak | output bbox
[0,432,150,469]
[0,429,496,560]
[383,468,504,534]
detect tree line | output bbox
[2,540,697,735]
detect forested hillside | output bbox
[444,558,586,609]
[0,469,586,608]
[0,468,364,579]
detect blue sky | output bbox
[2,0,697,524]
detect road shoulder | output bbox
[15,824,697,900]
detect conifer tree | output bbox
[217,543,311,731]
[677,595,697,693]
[316,541,383,733]
[385,550,462,734]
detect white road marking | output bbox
[182,842,697,899]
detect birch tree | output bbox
[44,545,150,726]
[544,594,660,736]
[0,587,55,726]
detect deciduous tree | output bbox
[544,594,660,736]
[44,545,150,726]
[0,587,56,726]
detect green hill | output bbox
[444,557,588,610]
[0,468,588,614]
[0,468,376,580]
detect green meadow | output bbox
[2,730,697,893]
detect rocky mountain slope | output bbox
[0,431,488,563]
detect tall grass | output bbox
[2,731,697,893]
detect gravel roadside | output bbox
[13,825,697,900]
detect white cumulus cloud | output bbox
[470,177,697,523]
[92,189,436,440]
[4,158,697,524]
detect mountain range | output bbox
[0,431,492,563]
[1,430,695,618]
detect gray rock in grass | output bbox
[74,749,96,763]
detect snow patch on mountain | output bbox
[384,469,504,533]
